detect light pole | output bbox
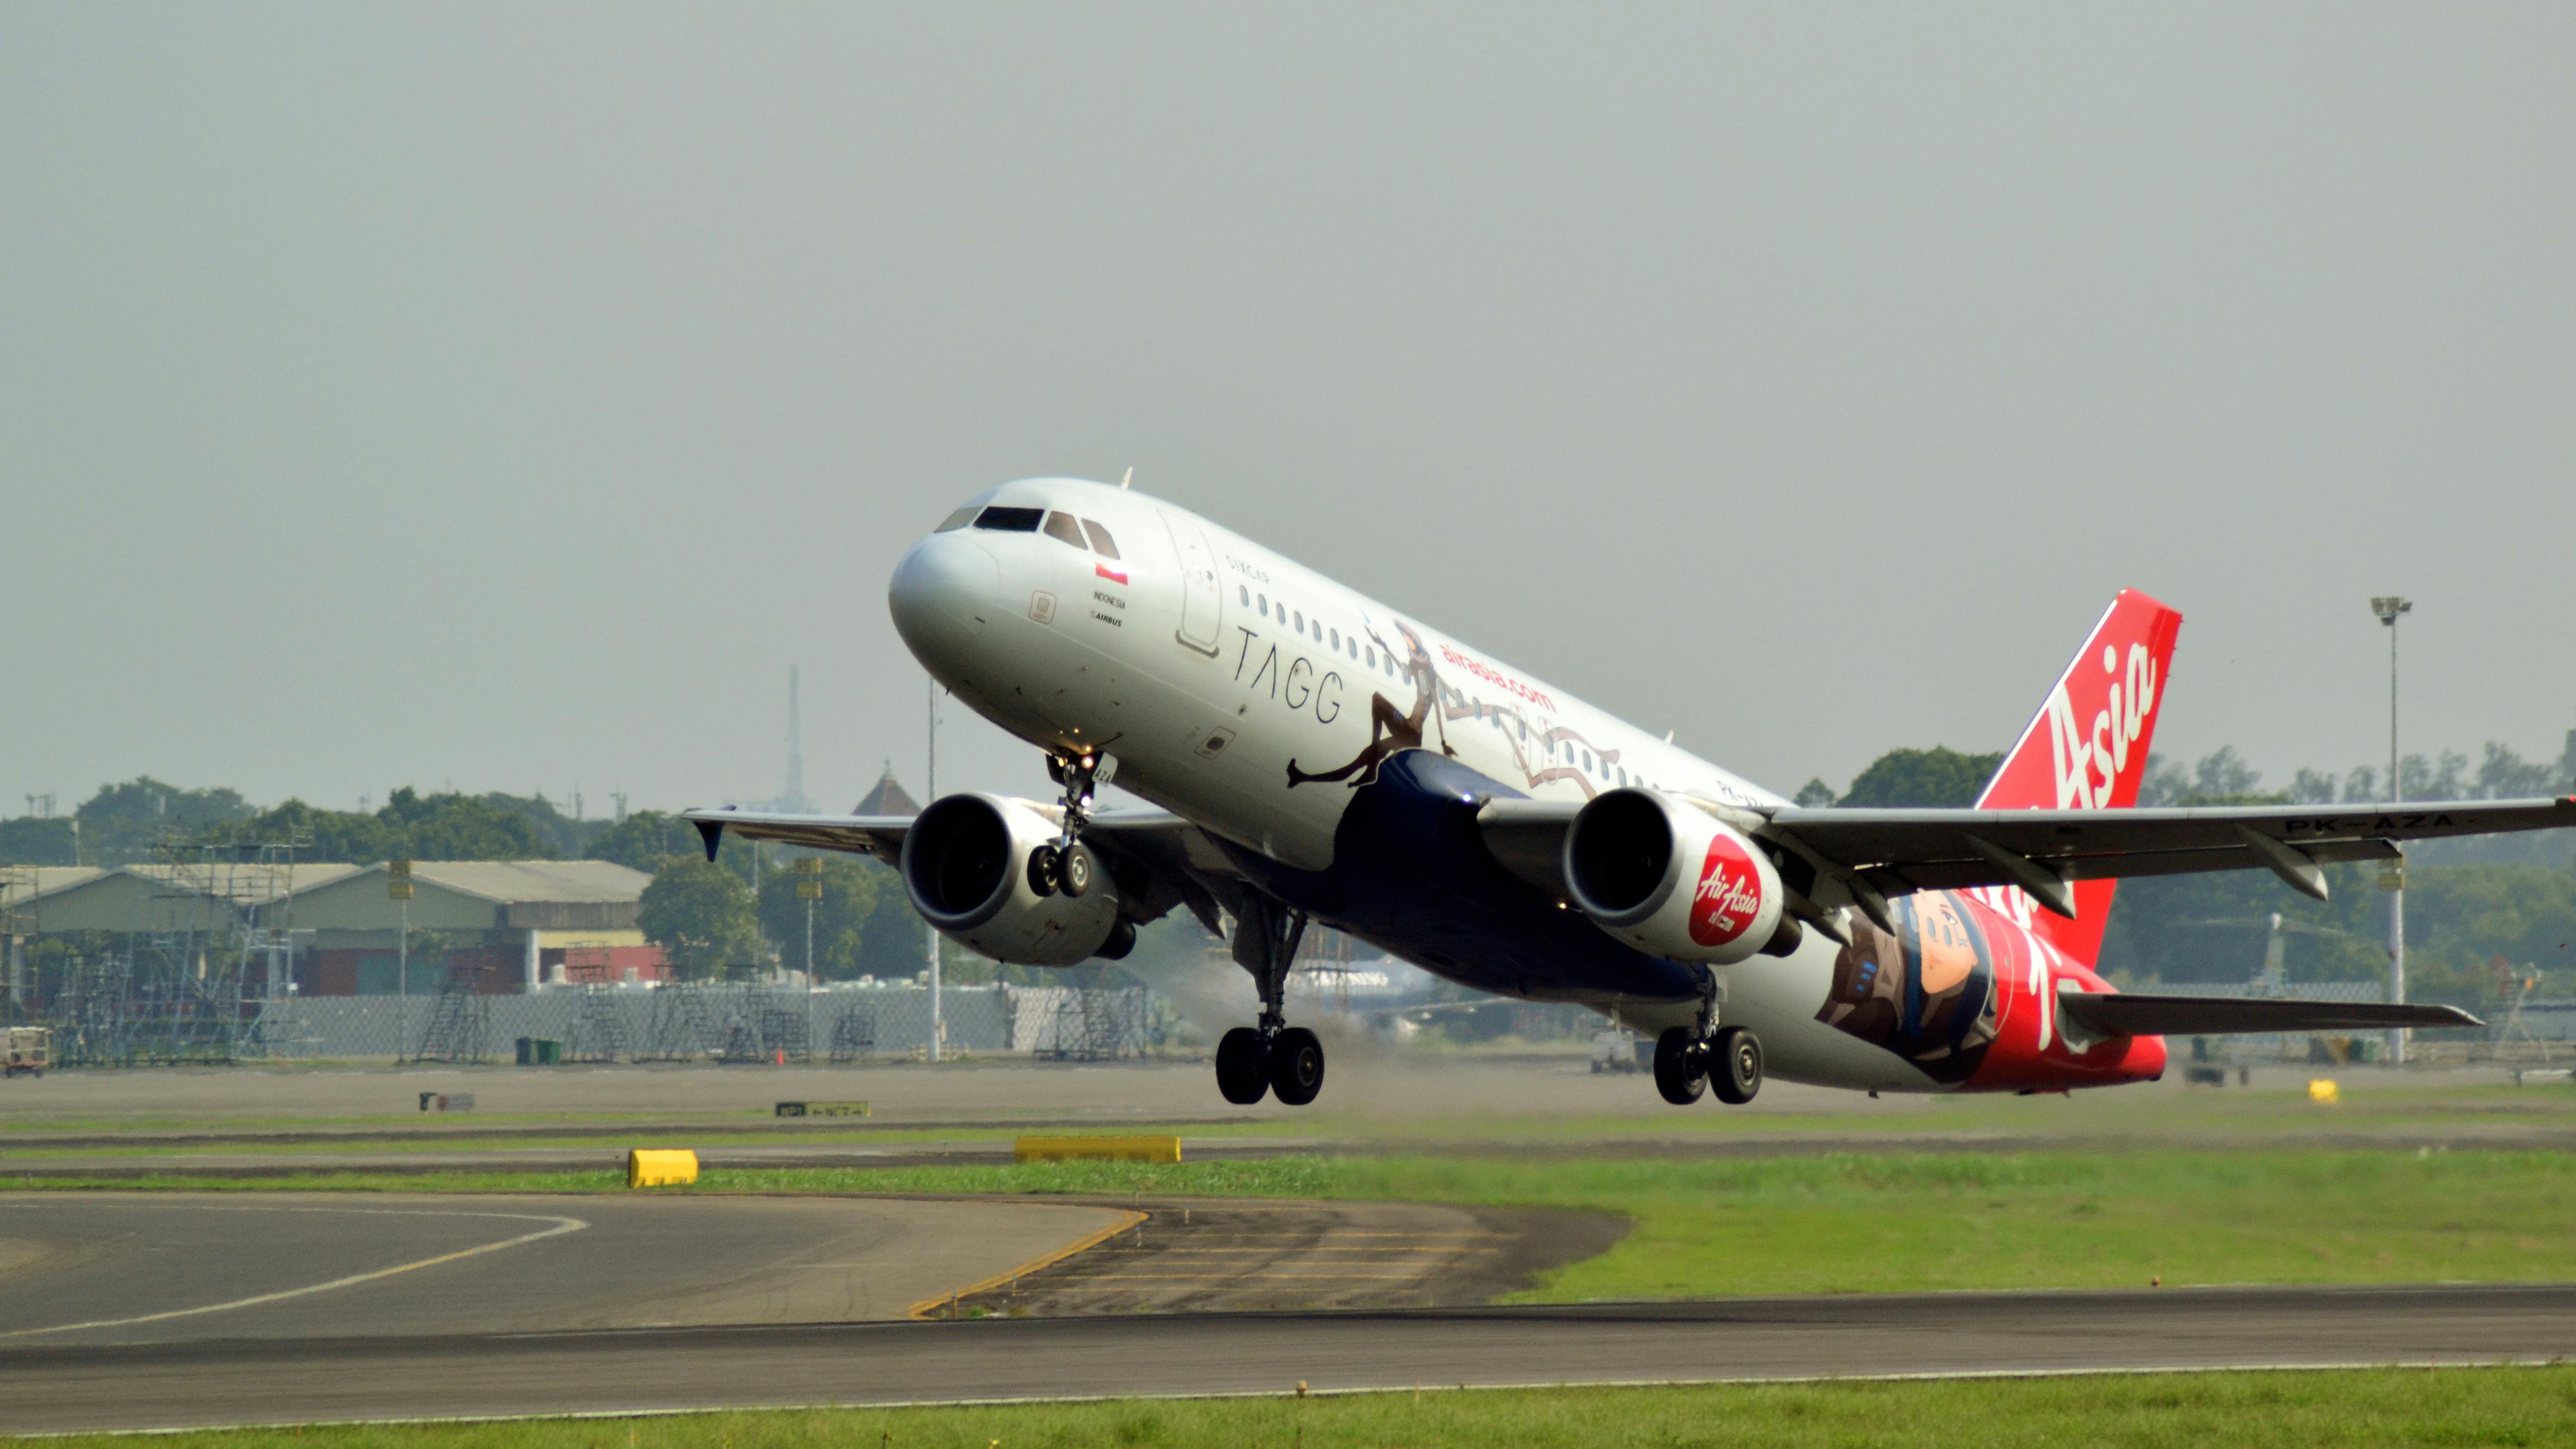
[926,673,943,1063]
[2371,595,2412,1066]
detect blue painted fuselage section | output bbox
[1217,750,1703,1003]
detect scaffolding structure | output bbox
[565,987,632,1063]
[718,1006,809,1063]
[410,960,493,1063]
[44,835,306,1067]
[1034,987,1150,1061]
[826,1001,877,1063]
[639,983,722,1062]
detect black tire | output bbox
[1268,1026,1325,1106]
[1060,846,1093,898]
[1710,1026,1763,1105]
[1026,845,1060,898]
[1653,1026,1706,1106]
[1215,1027,1270,1104]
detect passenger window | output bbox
[935,506,977,533]
[974,506,1044,532]
[1042,512,1087,549]
[1329,628,1339,650]
[1583,751,1594,771]
[1365,647,1376,669]
[1081,520,1120,558]
[1293,610,1303,632]
[1239,585,1250,605]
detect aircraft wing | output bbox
[1765,796,2576,905]
[679,803,1242,936]
[1479,794,2576,917]
[680,804,1207,864]
[680,808,915,861]
[2056,992,2482,1037]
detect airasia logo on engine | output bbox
[1689,835,1765,946]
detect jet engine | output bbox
[901,792,1131,966]
[1562,788,1796,964]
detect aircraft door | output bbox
[1160,510,1222,656]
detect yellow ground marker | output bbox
[2308,1078,2341,1105]
[1014,1134,1183,1163]
[626,1148,698,1186]
[906,1209,1148,1319]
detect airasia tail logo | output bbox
[1689,835,1765,946]
[2047,641,2161,810]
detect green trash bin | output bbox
[535,1038,561,1066]
[515,1036,534,1066]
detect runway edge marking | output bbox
[0,1211,591,1341]
[20,1358,2572,1438]
[904,1208,1149,1320]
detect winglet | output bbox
[693,817,726,862]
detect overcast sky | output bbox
[4,4,2572,820]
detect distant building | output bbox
[287,861,666,994]
[854,765,920,817]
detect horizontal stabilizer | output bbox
[2056,991,2481,1038]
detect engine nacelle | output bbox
[1562,788,1789,965]
[901,792,1125,967]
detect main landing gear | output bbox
[1652,972,1763,1107]
[1027,749,1111,898]
[1216,896,1325,1107]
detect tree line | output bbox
[11,741,2571,1005]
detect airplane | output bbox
[688,477,2576,1107]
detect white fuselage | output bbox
[890,477,1943,1092]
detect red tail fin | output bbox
[1975,589,2184,967]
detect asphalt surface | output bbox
[5,1284,2573,1433]
[0,1192,1133,1343]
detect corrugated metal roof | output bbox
[1,867,109,903]
[397,860,651,905]
[127,862,367,903]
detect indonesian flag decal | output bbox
[1096,562,1128,585]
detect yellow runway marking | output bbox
[0,1206,589,1340]
[1097,1247,1499,1256]
[1066,1263,1432,1273]
[906,1209,1148,1319]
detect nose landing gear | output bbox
[1214,897,1326,1106]
[1027,749,1114,898]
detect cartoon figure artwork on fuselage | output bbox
[685,476,2554,1109]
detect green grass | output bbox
[16,1147,2576,1300]
[31,1368,2576,1448]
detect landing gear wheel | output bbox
[1653,1026,1707,1106]
[1026,845,1061,898]
[1059,845,1094,898]
[1710,1026,1763,1105]
[1215,1027,1270,1105]
[1268,1026,1325,1106]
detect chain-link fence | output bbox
[243,983,1017,1062]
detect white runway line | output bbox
[0,1203,590,1339]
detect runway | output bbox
[6,1284,2574,1433]
[0,1191,1137,1343]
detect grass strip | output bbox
[29,1366,2576,1448]
[13,1148,2576,1301]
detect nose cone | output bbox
[889,532,998,673]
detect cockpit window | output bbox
[1041,512,1088,549]
[1081,520,1120,558]
[974,506,1044,532]
[935,507,978,533]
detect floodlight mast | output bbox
[2371,595,2412,1066]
